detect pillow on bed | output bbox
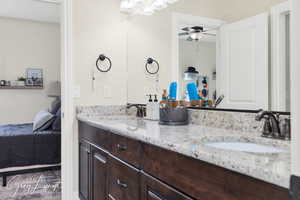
[52,108,61,131]
[49,99,61,114]
[33,110,55,132]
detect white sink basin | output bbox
[204,142,285,153]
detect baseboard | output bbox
[290,175,300,200]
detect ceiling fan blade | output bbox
[178,32,189,36]
[191,26,204,31]
[34,0,61,4]
[202,32,217,36]
[182,27,190,32]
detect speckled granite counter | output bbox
[77,114,291,189]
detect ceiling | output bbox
[0,0,60,23]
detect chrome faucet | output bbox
[255,110,290,140]
[126,103,146,118]
[255,110,281,138]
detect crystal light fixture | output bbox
[120,0,178,15]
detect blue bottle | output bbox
[187,83,200,101]
[169,82,177,100]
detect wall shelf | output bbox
[0,86,44,89]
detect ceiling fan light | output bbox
[190,33,203,41]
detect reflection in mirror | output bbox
[178,25,217,105]
[126,0,290,111]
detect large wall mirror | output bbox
[126,0,290,112]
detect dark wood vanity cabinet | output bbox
[79,139,109,200]
[91,145,108,200]
[79,121,289,200]
[141,172,193,200]
[79,140,91,200]
[108,156,140,200]
[111,134,142,168]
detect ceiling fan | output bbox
[33,0,61,4]
[178,26,216,41]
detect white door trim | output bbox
[171,12,225,98]
[271,1,291,111]
[61,0,76,199]
[291,0,300,177]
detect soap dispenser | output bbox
[153,94,159,121]
[146,94,153,119]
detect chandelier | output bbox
[120,0,178,15]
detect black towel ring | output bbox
[145,58,159,75]
[96,54,112,72]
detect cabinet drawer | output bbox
[111,134,141,168]
[108,155,140,200]
[79,121,111,151]
[141,172,194,200]
[142,143,236,200]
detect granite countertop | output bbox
[77,114,291,189]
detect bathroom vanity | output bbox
[77,114,290,200]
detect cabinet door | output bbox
[91,146,108,200]
[108,156,140,200]
[141,172,193,200]
[79,140,91,200]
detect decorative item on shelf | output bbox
[17,77,26,86]
[96,54,112,72]
[26,68,43,87]
[145,57,159,75]
[0,80,6,86]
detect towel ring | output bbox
[145,58,159,75]
[96,54,112,72]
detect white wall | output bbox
[0,17,60,125]
[291,0,300,177]
[73,0,127,106]
[0,0,60,23]
[179,40,216,100]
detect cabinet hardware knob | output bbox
[117,179,128,188]
[116,144,127,151]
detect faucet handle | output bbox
[261,116,272,138]
[279,117,291,140]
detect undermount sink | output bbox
[204,142,286,153]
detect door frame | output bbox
[291,0,300,177]
[271,1,291,111]
[171,12,225,97]
[61,0,76,199]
